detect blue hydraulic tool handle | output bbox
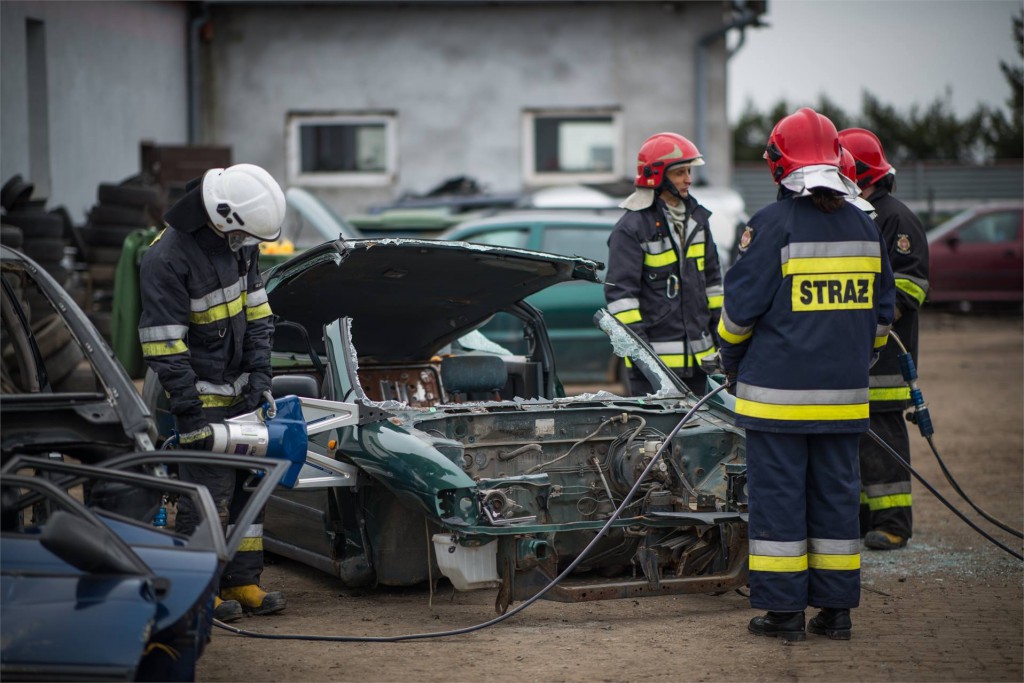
[888,328,933,438]
[898,350,934,438]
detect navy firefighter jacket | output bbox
[718,193,896,434]
[138,182,274,434]
[605,194,724,374]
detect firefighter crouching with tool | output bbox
[605,132,724,396]
[839,127,930,551]
[717,108,896,641]
[139,164,287,622]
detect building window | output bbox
[522,109,622,185]
[286,112,396,187]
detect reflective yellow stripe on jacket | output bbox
[734,383,869,421]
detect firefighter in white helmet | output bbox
[139,163,287,621]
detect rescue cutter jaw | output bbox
[213,395,392,489]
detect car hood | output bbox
[265,238,602,361]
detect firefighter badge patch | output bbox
[738,226,754,252]
[896,233,912,254]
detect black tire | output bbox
[80,223,138,248]
[97,183,160,208]
[1,175,34,212]
[87,263,117,286]
[91,310,113,339]
[21,237,67,262]
[3,211,64,238]
[89,203,153,227]
[33,313,73,359]
[88,246,123,265]
[1,224,24,248]
[45,339,86,385]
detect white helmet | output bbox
[202,164,285,242]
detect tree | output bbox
[980,8,1023,159]
[731,9,1023,163]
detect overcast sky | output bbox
[727,0,1020,123]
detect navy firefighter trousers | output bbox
[746,430,862,612]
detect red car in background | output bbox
[927,203,1024,310]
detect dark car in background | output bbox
[927,202,1023,311]
[438,188,748,383]
[439,211,619,382]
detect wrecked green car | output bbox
[152,238,749,609]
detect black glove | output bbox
[724,369,737,386]
[178,424,214,451]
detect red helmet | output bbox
[837,128,893,188]
[839,148,858,184]
[764,107,841,184]
[633,132,704,189]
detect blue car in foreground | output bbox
[1,452,286,681]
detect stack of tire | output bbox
[78,177,162,342]
[0,175,90,391]
[0,175,74,322]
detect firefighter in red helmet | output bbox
[838,127,930,552]
[718,108,895,641]
[605,132,724,395]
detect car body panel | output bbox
[1,454,286,681]
[927,203,1024,303]
[1,246,156,462]
[242,239,748,605]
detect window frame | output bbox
[521,108,623,186]
[285,111,398,188]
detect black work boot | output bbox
[807,608,852,640]
[748,611,806,642]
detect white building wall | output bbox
[203,2,731,214]
[1,1,189,222]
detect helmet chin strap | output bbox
[660,181,686,204]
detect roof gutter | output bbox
[694,2,767,156]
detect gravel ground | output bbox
[198,310,1022,682]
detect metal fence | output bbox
[732,161,1023,229]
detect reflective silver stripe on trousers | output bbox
[780,240,881,263]
[735,383,869,405]
[190,277,246,313]
[607,298,640,314]
[808,538,860,554]
[226,523,263,538]
[139,324,188,342]
[864,481,912,497]
[195,372,250,397]
[719,308,753,336]
[875,323,891,338]
[706,284,724,298]
[749,539,807,556]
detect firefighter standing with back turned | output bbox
[839,128,930,551]
[139,164,288,622]
[605,132,724,396]
[718,108,895,641]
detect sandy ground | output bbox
[198,310,1023,682]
